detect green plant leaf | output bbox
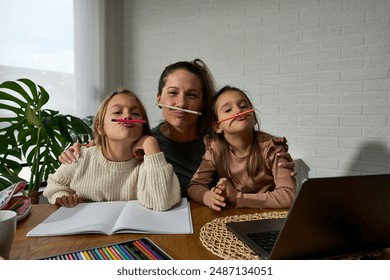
[0,90,27,110]
[25,102,41,127]
[37,84,50,108]
[56,114,73,142]
[41,116,56,139]
[20,128,39,156]
[18,78,38,103]
[0,79,94,195]
[0,80,32,104]
[70,115,93,135]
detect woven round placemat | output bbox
[199,211,288,260]
[199,211,385,260]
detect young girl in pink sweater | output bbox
[187,86,296,210]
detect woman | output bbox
[151,59,216,197]
[59,59,295,197]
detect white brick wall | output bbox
[122,0,390,178]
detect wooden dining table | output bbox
[9,201,390,260]
[10,201,263,260]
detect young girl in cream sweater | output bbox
[43,89,181,211]
[187,86,296,210]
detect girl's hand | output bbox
[132,136,160,159]
[55,193,81,208]
[217,178,237,206]
[206,187,226,211]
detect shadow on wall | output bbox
[348,141,390,175]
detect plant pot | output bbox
[29,190,40,204]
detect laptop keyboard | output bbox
[247,230,280,253]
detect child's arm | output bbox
[187,152,228,211]
[43,164,79,205]
[235,141,296,209]
[137,151,181,211]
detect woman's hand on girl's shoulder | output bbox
[276,151,297,177]
[59,140,95,164]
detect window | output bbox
[0,0,116,119]
[0,0,76,114]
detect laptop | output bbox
[226,174,390,260]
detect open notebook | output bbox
[27,198,193,236]
[227,174,390,259]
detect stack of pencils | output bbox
[42,238,171,260]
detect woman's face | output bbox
[157,69,203,132]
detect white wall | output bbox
[121,0,390,178]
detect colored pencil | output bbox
[118,244,135,260]
[156,103,202,115]
[111,119,147,123]
[115,246,128,260]
[106,246,120,260]
[124,244,144,260]
[217,108,255,124]
[93,248,105,260]
[102,247,114,260]
[83,250,92,260]
[78,251,87,260]
[144,238,170,259]
[88,249,100,260]
[133,241,157,260]
[137,239,164,260]
[110,246,122,260]
[71,252,80,260]
[98,248,109,260]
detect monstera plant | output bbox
[0,78,93,203]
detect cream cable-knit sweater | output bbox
[43,146,181,211]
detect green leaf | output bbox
[0,79,94,194]
[56,115,73,142]
[25,103,41,127]
[18,78,38,103]
[0,80,32,104]
[0,90,27,109]
[41,116,56,139]
[37,84,50,108]
[70,115,93,135]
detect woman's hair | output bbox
[207,85,262,185]
[93,88,152,151]
[157,58,216,134]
